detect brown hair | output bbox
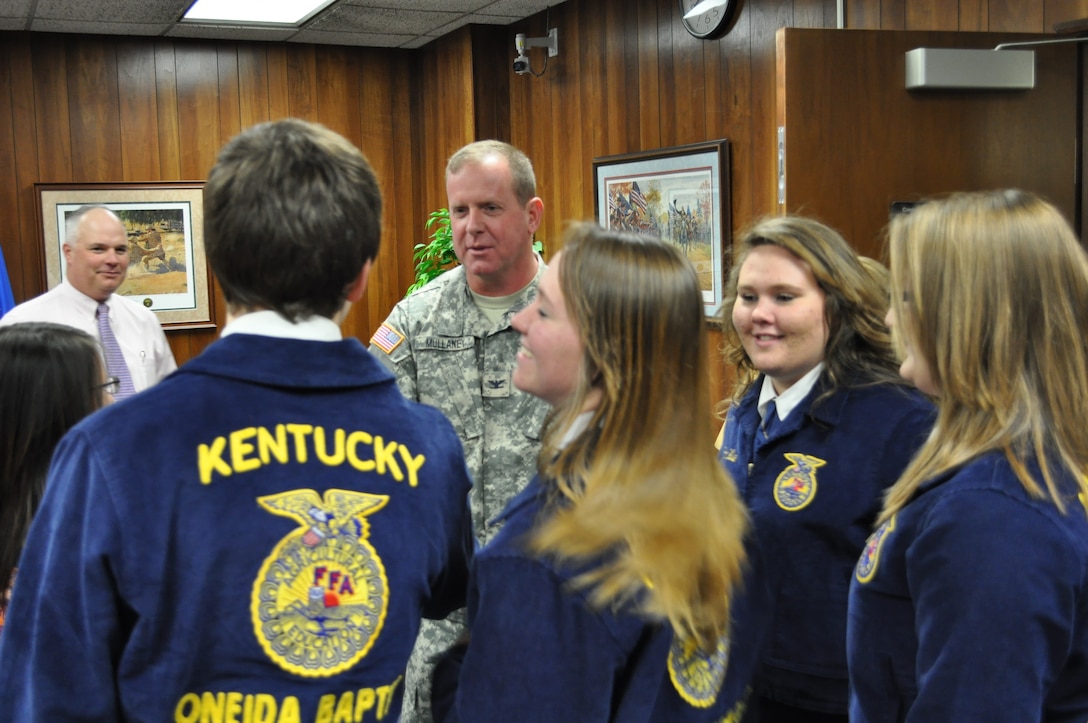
[720,214,903,406]
[531,223,749,648]
[204,119,382,320]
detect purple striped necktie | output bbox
[96,302,136,399]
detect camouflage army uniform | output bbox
[369,261,549,723]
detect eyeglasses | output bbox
[98,376,120,395]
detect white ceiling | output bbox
[0,0,557,49]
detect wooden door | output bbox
[776,28,1079,259]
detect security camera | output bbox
[512,29,558,77]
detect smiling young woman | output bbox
[717,215,935,723]
[434,222,759,722]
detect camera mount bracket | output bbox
[516,28,559,58]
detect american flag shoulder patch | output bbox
[371,322,405,354]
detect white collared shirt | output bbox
[557,410,595,450]
[221,310,342,341]
[0,278,177,391]
[757,362,825,424]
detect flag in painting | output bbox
[630,182,648,213]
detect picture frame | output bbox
[593,140,730,319]
[36,181,215,330]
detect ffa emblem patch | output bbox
[856,515,896,583]
[251,488,391,677]
[668,634,729,708]
[772,453,826,511]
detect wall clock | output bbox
[679,0,737,39]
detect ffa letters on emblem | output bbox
[251,488,391,677]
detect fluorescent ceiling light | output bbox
[183,0,336,25]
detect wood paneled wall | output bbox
[493,0,1086,403]
[777,28,1079,258]
[411,28,477,222]
[0,0,1082,382]
[845,0,1088,32]
[497,0,1088,262]
[411,25,513,223]
[494,0,836,403]
[0,34,420,364]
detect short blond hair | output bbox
[446,140,537,206]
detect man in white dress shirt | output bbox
[0,205,176,394]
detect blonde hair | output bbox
[720,215,902,406]
[530,223,749,648]
[882,189,1088,521]
[446,140,537,206]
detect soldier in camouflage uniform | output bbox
[369,140,550,723]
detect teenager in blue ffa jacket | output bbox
[848,189,1088,721]
[433,223,760,722]
[718,216,935,722]
[0,119,474,721]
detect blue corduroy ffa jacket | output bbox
[0,334,474,722]
[848,451,1088,722]
[433,475,764,722]
[719,377,934,713]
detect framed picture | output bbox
[593,140,730,318]
[36,182,215,330]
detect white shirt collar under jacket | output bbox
[558,410,595,450]
[221,310,342,342]
[757,362,824,424]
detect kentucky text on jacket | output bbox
[198,424,427,487]
[174,675,401,722]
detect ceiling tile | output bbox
[342,0,491,11]
[290,28,416,47]
[31,19,172,34]
[35,0,184,23]
[401,35,437,49]
[478,0,554,18]
[167,23,297,41]
[429,13,518,37]
[3,0,558,46]
[0,0,34,16]
[308,6,460,35]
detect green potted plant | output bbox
[406,208,456,296]
[406,208,544,296]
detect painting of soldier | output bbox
[39,185,211,326]
[603,175,715,293]
[594,142,729,318]
[116,209,189,297]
